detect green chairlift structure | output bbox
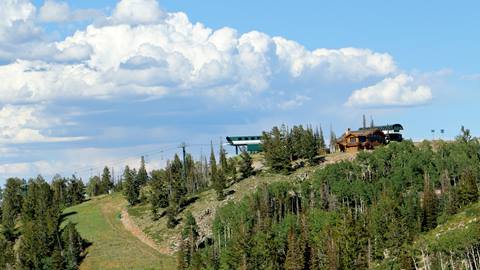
[226,136,263,154]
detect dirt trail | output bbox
[120,209,174,255]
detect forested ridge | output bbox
[0,176,87,269]
[2,126,480,270]
[175,128,480,269]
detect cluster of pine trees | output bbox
[186,128,480,269]
[262,125,326,173]
[0,176,86,269]
[122,143,254,229]
[86,166,115,197]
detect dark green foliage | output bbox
[65,176,85,207]
[457,169,479,207]
[86,175,102,197]
[284,227,304,270]
[52,175,67,208]
[182,211,199,240]
[315,126,326,154]
[262,126,291,173]
[136,156,149,187]
[210,143,225,200]
[16,177,85,270]
[219,144,228,175]
[0,175,85,270]
[86,168,113,197]
[422,173,438,231]
[179,212,200,269]
[1,177,24,236]
[149,169,169,218]
[262,124,325,173]
[192,127,480,270]
[101,166,114,194]
[166,205,178,229]
[123,166,139,206]
[239,149,254,179]
[62,222,85,270]
[0,234,15,269]
[167,154,187,205]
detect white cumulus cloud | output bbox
[345,74,433,107]
[38,0,70,22]
[111,0,165,25]
[0,6,399,104]
[0,104,86,144]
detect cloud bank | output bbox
[0,0,406,106]
[0,0,436,180]
[345,74,432,107]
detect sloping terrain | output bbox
[412,202,480,269]
[63,193,175,270]
[126,152,357,254]
[64,152,355,269]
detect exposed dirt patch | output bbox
[120,209,175,255]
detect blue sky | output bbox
[0,0,479,184]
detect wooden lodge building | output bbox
[336,123,404,153]
[336,128,386,153]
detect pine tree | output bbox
[136,156,149,187]
[182,211,199,240]
[2,177,24,239]
[457,169,479,207]
[86,176,101,197]
[150,169,169,218]
[169,154,187,205]
[180,211,199,269]
[51,175,67,208]
[239,149,254,179]
[303,126,318,164]
[422,173,438,231]
[318,126,326,153]
[329,128,337,153]
[219,143,229,175]
[166,205,178,228]
[123,166,139,205]
[101,166,113,194]
[284,228,304,270]
[262,126,291,173]
[0,234,14,269]
[66,176,85,207]
[210,143,225,200]
[62,221,85,270]
[18,177,61,269]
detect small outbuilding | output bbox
[337,128,386,153]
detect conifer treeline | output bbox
[0,176,87,269]
[262,125,326,173]
[121,143,253,229]
[184,128,480,269]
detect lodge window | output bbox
[359,136,366,143]
[349,137,356,143]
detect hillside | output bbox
[125,152,356,254]
[63,138,480,270]
[412,202,480,269]
[63,151,355,269]
[63,193,175,270]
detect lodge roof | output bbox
[337,128,383,142]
